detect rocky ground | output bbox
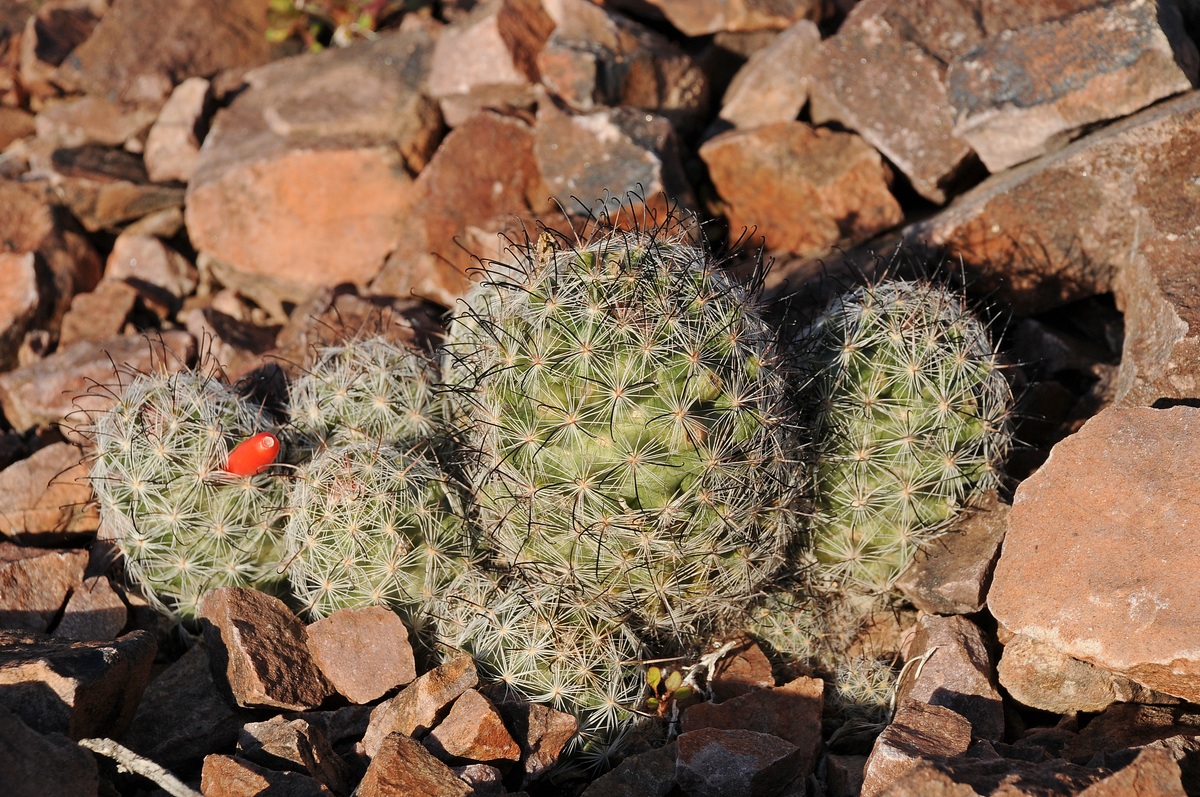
[1,0,1199,795]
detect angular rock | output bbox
[0,629,155,739]
[539,0,709,132]
[676,727,802,797]
[681,675,823,778]
[0,107,34,148]
[144,76,211,183]
[52,146,187,231]
[718,20,818,130]
[425,688,521,763]
[1078,746,1186,796]
[121,641,252,775]
[989,406,1200,703]
[701,120,902,254]
[709,637,775,702]
[534,101,695,217]
[895,492,1008,616]
[901,89,1200,341]
[860,700,973,797]
[58,280,138,348]
[1062,702,1200,767]
[54,0,270,110]
[808,0,982,202]
[372,111,547,307]
[428,0,554,126]
[580,740,677,797]
[362,654,478,757]
[0,703,99,797]
[201,754,333,797]
[0,329,195,435]
[34,95,157,148]
[200,587,335,712]
[0,252,39,371]
[186,29,441,303]
[306,605,417,705]
[0,441,95,543]
[18,0,103,103]
[358,732,472,797]
[105,231,198,319]
[879,754,1104,796]
[610,0,819,36]
[896,614,1004,741]
[238,715,352,795]
[948,0,1198,172]
[183,307,280,379]
[0,179,102,354]
[826,753,867,797]
[0,543,87,632]
[51,576,127,642]
[999,634,1154,715]
[501,700,579,784]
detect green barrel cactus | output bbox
[799,279,1011,593]
[283,439,471,631]
[288,336,443,450]
[443,226,803,640]
[431,567,648,773]
[87,369,289,622]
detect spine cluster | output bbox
[86,210,1012,772]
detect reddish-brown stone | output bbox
[58,280,138,348]
[0,543,87,632]
[0,703,99,797]
[105,232,198,318]
[362,654,478,757]
[238,716,352,795]
[425,688,521,763]
[989,406,1200,703]
[201,754,333,797]
[54,0,271,109]
[0,330,195,436]
[708,637,775,703]
[34,95,156,148]
[186,29,441,302]
[580,741,677,797]
[358,732,472,797]
[718,19,818,130]
[1077,747,1185,797]
[306,605,417,705]
[948,0,1198,171]
[0,442,96,542]
[372,111,547,307]
[0,252,39,372]
[18,0,102,102]
[999,634,1153,715]
[608,0,819,36]
[860,700,972,797]
[428,0,554,126]
[51,576,128,642]
[808,0,982,203]
[675,727,803,797]
[894,492,1007,616]
[144,76,211,184]
[0,629,156,740]
[879,756,1104,796]
[701,121,902,255]
[502,700,580,784]
[200,587,335,711]
[681,675,824,778]
[896,614,1003,741]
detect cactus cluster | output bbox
[87,367,289,622]
[797,279,1011,594]
[86,208,1012,775]
[444,229,802,641]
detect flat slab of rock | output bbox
[0,442,95,542]
[808,0,981,202]
[200,587,335,711]
[861,700,972,797]
[0,629,155,740]
[201,753,333,797]
[675,727,802,797]
[185,29,441,302]
[990,406,1200,702]
[0,543,87,632]
[0,330,194,436]
[879,754,1104,796]
[238,715,352,795]
[718,20,818,130]
[305,605,416,705]
[362,654,478,757]
[358,732,472,797]
[999,634,1154,715]
[701,120,901,255]
[947,0,1198,171]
